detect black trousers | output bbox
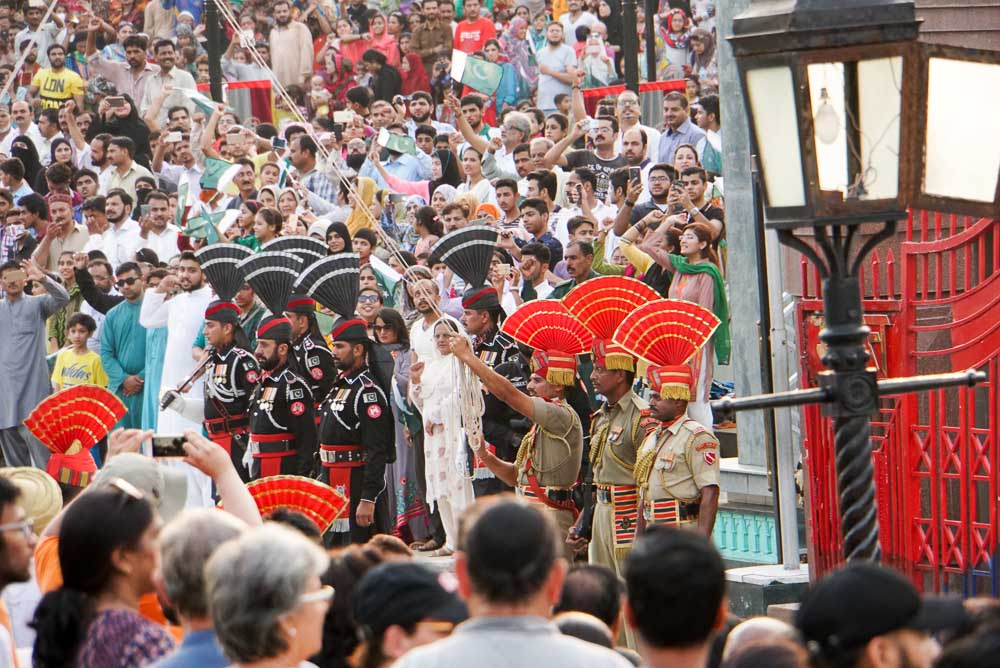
[412,428,446,544]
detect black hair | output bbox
[283,124,307,141]
[256,207,283,232]
[67,312,97,334]
[46,42,65,57]
[153,38,175,53]
[81,196,106,213]
[375,307,409,347]
[314,545,384,668]
[0,476,21,554]
[463,500,558,604]
[267,508,321,540]
[520,242,551,266]
[31,487,156,668]
[414,124,436,140]
[110,136,137,157]
[353,228,377,247]
[512,142,530,157]
[664,90,689,110]
[296,134,319,158]
[0,157,23,180]
[649,162,674,180]
[18,193,47,220]
[681,165,708,183]
[459,94,484,110]
[105,188,134,208]
[346,86,371,109]
[572,167,598,192]
[567,217,595,236]
[610,167,630,196]
[44,161,72,185]
[625,526,725,648]
[361,49,387,66]
[554,564,623,629]
[566,240,594,258]
[494,178,518,195]
[699,94,719,125]
[526,171,557,201]
[122,34,148,51]
[144,190,170,205]
[115,261,141,277]
[520,197,548,216]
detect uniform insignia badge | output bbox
[246,370,259,384]
[308,355,320,366]
[214,364,227,379]
[704,451,717,466]
[609,426,623,442]
[290,401,306,416]
[289,388,305,400]
[311,367,324,380]
[363,392,377,402]
[366,404,382,419]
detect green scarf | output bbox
[669,255,731,365]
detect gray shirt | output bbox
[0,276,70,429]
[536,44,577,114]
[394,615,633,668]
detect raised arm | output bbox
[543,117,586,169]
[445,92,489,155]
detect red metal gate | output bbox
[798,211,1000,593]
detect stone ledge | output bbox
[726,563,810,585]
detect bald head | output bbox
[722,616,798,660]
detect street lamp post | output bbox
[205,0,224,103]
[721,0,998,562]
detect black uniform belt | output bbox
[519,486,574,503]
[205,415,249,435]
[646,497,701,522]
[596,484,637,504]
[319,443,364,467]
[249,432,296,455]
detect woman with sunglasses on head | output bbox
[31,480,174,668]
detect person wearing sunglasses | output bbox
[206,523,332,668]
[356,287,385,339]
[31,480,176,667]
[97,260,148,429]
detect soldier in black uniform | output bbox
[202,301,260,480]
[284,291,338,419]
[247,315,318,480]
[461,284,523,496]
[318,316,394,544]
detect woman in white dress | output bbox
[408,317,477,556]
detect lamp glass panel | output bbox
[746,65,806,208]
[807,63,848,195]
[924,58,1000,202]
[807,58,902,203]
[858,57,902,200]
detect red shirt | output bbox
[454,18,496,54]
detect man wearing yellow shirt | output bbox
[29,44,85,111]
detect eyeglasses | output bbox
[648,176,670,183]
[373,324,391,332]
[358,294,381,304]
[0,519,34,539]
[299,585,335,606]
[115,276,139,288]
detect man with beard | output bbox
[460,285,520,496]
[285,293,337,420]
[405,91,455,138]
[89,189,142,270]
[317,316,393,544]
[138,190,180,263]
[15,3,63,69]
[536,22,577,116]
[105,136,154,203]
[410,1,453,88]
[93,261,147,430]
[288,135,337,204]
[140,39,196,127]
[31,194,89,272]
[85,27,159,111]
[268,0,313,89]
[614,91,660,163]
[0,101,42,157]
[247,316,317,479]
[29,44,85,111]
[165,301,260,480]
[223,158,258,211]
[152,132,203,202]
[140,251,213,451]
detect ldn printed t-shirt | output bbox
[30,68,85,110]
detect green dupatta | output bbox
[669,254,731,365]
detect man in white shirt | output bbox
[0,101,43,156]
[140,40,196,127]
[152,132,203,201]
[551,168,616,248]
[614,90,660,163]
[14,5,64,68]
[85,189,143,269]
[138,190,180,263]
[35,109,63,165]
[558,0,597,46]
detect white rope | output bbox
[0,0,61,105]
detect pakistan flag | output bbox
[450,50,504,96]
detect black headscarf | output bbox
[429,149,461,193]
[86,93,152,162]
[10,135,42,187]
[325,222,352,254]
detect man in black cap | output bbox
[199,301,259,480]
[247,315,318,479]
[318,316,394,544]
[460,283,522,497]
[284,291,337,416]
[353,561,468,668]
[796,562,965,668]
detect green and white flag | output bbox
[450,50,503,96]
[200,157,235,191]
[376,127,417,156]
[183,88,234,117]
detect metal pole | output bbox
[621,0,639,93]
[644,0,656,84]
[205,0,224,103]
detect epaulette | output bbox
[495,331,516,349]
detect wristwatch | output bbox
[625,200,636,207]
[689,206,701,217]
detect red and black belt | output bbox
[319,443,363,506]
[248,432,297,477]
[204,415,250,453]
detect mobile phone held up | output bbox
[151,435,187,458]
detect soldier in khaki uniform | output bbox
[448,334,585,560]
[634,365,720,536]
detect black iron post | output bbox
[205,0,224,103]
[621,0,639,93]
[644,0,656,84]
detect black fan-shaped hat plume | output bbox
[427,225,499,289]
[236,251,304,315]
[294,253,360,318]
[261,235,329,267]
[194,243,254,301]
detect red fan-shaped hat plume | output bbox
[563,276,659,371]
[24,386,126,455]
[501,300,593,385]
[246,475,350,534]
[613,299,719,367]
